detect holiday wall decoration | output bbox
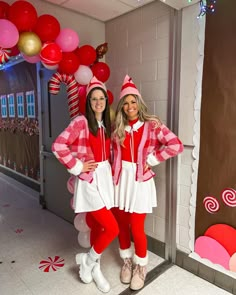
[190,0,236,277]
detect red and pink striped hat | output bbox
[119,75,141,100]
[86,76,107,97]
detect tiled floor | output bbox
[0,172,232,295]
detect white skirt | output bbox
[73,160,114,213]
[114,161,157,213]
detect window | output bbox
[0,95,7,118]
[26,91,35,118]
[7,93,15,118]
[16,92,24,118]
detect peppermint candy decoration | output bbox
[49,72,80,119]
[203,196,220,214]
[0,48,11,64]
[39,256,65,272]
[221,188,236,207]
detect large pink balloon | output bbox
[0,19,19,48]
[55,28,79,52]
[74,65,93,85]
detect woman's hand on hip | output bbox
[82,160,98,172]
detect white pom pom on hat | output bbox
[86,76,107,97]
[119,75,141,100]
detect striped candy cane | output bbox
[49,72,80,119]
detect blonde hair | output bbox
[113,95,161,145]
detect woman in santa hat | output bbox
[112,75,183,291]
[52,76,119,293]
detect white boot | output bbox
[75,247,101,284]
[92,260,110,293]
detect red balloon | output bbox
[78,85,87,98]
[8,45,20,57]
[8,1,38,32]
[91,62,110,83]
[107,90,114,105]
[34,14,60,42]
[58,52,80,75]
[0,1,9,19]
[75,45,96,66]
[78,91,86,115]
[40,42,62,65]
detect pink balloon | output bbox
[70,197,74,210]
[74,65,93,85]
[74,213,90,232]
[67,175,75,194]
[22,54,40,64]
[55,28,79,52]
[78,231,91,248]
[0,19,19,48]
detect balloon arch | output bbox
[0,0,114,119]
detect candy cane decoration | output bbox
[0,48,11,64]
[203,196,220,214]
[49,72,80,119]
[221,188,236,207]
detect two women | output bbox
[52,74,183,292]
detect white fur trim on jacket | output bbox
[133,253,148,266]
[67,159,83,176]
[119,247,133,259]
[146,153,160,166]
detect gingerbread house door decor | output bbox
[0,61,39,183]
[189,0,236,277]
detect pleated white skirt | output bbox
[114,161,157,213]
[73,160,114,213]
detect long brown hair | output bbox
[86,87,111,138]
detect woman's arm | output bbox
[147,123,184,166]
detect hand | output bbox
[82,160,98,172]
[144,163,150,172]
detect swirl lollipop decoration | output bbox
[203,196,220,214]
[0,48,11,64]
[221,188,236,207]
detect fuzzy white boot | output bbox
[119,247,133,284]
[130,254,148,291]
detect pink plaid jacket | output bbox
[52,115,95,182]
[112,121,184,185]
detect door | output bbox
[39,67,74,223]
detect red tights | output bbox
[86,207,119,254]
[112,208,147,258]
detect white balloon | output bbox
[74,213,90,232]
[78,231,91,248]
[42,62,58,70]
[74,65,93,85]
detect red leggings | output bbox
[112,208,147,258]
[86,207,119,254]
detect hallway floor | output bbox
[0,172,232,295]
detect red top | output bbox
[89,127,110,162]
[121,118,144,162]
